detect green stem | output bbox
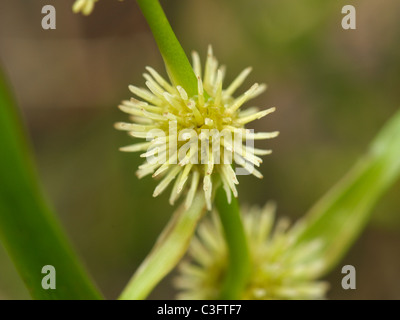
[119,191,206,300]
[295,109,400,275]
[0,66,102,299]
[136,0,198,96]
[135,0,250,299]
[215,187,251,300]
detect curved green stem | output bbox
[119,191,206,300]
[135,0,250,300]
[296,109,400,275]
[215,187,250,300]
[136,0,198,96]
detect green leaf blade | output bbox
[296,110,400,275]
[119,191,206,300]
[0,66,102,300]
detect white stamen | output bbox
[185,171,200,209]
[169,171,184,205]
[145,66,176,94]
[130,116,153,124]
[248,83,267,99]
[236,107,276,125]
[227,83,259,113]
[207,149,214,176]
[244,131,280,140]
[163,92,184,111]
[204,45,215,89]
[145,80,165,99]
[177,86,189,101]
[214,69,223,107]
[128,131,151,138]
[119,142,152,152]
[203,175,212,210]
[224,67,252,97]
[114,122,156,132]
[129,85,162,105]
[238,107,260,118]
[153,166,181,197]
[192,51,202,78]
[152,163,170,178]
[220,165,238,198]
[197,77,205,107]
[141,109,169,121]
[136,163,160,179]
[140,146,165,158]
[178,163,193,193]
[234,154,263,179]
[187,99,203,124]
[118,105,142,117]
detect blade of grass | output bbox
[295,109,400,275]
[119,190,206,300]
[0,66,102,299]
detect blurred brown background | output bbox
[0,0,399,299]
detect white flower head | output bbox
[175,203,329,300]
[116,46,278,209]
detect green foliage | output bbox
[296,109,400,274]
[0,67,102,300]
[119,191,206,300]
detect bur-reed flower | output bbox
[175,203,329,299]
[116,47,278,209]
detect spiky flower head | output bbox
[175,203,329,299]
[115,46,278,209]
